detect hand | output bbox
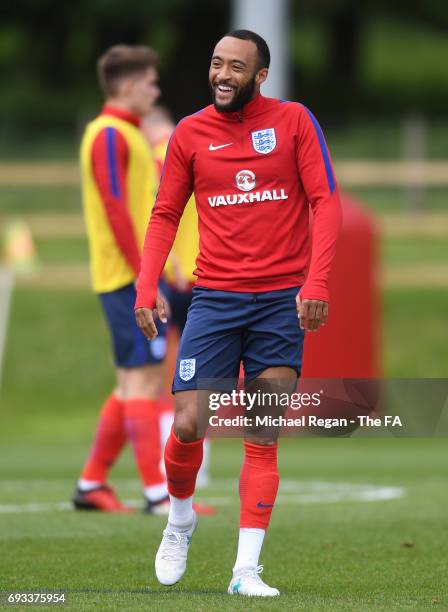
[135,293,169,340]
[296,293,328,332]
[157,290,171,319]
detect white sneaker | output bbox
[155,512,198,586]
[228,565,280,597]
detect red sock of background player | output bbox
[164,426,203,528]
[234,440,279,571]
[124,398,168,503]
[78,394,126,489]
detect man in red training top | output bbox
[75,45,169,514]
[135,30,342,596]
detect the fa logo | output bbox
[251,128,276,154]
[179,358,196,381]
[235,169,256,192]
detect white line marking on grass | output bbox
[0,502,72,513]
[200,486,404,506]
[0,481,404,513]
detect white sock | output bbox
[144,483,168,504]
[78,479,102,491]
[233,528,266,572]
[168,495,194,529]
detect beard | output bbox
[210,75,257,113]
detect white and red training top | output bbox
[136,94,342,309]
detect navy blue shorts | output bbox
[172,286,304,392]
[99,283,167,368]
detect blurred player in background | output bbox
[136,30,341,596]
[74,45,170,514]
[141,107,211,489]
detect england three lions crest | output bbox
[179,358,196,381]
[251,128,277,154]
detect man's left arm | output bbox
[295,105,342,331]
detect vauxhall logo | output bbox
[208,169,288,208]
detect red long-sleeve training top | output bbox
[91,105,142,277]
[136,94,342,309]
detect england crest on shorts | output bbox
[179,358,196,381]
[251,128,277,154]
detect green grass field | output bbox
[1,289,447,611]
[1,181,447,610]
[0,436,447,611]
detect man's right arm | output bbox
[135,121,193,311]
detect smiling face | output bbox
[209,36,268,113]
